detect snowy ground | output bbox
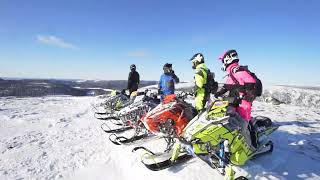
[0,86,320,180]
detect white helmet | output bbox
[218,49,239,71]
[190,53,204,69]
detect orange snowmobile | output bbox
[140,93,197,151]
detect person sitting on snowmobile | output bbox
[127,64,140,96]
[158,63,179,100]
[215,49,258,149]
[189,53,211,113]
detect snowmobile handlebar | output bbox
[176,91,194,100]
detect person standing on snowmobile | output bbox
[158,63,179,100]
[215,49,258,150]
[127,64,140,96]
[189,53,211,113]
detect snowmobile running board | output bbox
[109,133,149,145]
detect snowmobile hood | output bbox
[182,112,229,141]
[144,101,175,118]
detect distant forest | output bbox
[0,78,156,97]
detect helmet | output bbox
[163,63,172,73]
[130,64,136,71]
[189,53,204,69]
[164,63,172,70]
[218,49,239,71]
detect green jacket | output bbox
[194,63,208,92]
[194,63,209,111]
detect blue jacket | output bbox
[159,73,176,96]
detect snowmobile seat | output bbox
[251,116,273,130]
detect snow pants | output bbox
[236,100,252,122]
[195,88,209,112]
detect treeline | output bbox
[0,79,156,97]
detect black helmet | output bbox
[163,63,172,73]
[130,64,136,71]
[189,53,204,69]
[163,63,172,69]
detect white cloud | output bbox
[36,35,78,50]
[127,49,151,58]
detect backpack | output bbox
[205,69,219,94]
[230,66,262,97]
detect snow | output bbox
[0,85,320,180]
[262,85,320,108]
[72,87,113,92]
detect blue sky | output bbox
[0,0,319,85]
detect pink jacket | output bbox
[225,62,256,121]
[225,63,256,86]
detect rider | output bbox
[215,49,256,121]
[189,53,211,113]
[127,64,140,96]
[158,63,179,100]
[215,49,258,149]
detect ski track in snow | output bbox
[0,86,320,180]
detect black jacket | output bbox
[127,71,140,91]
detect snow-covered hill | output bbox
[262,85,320,109]
[0,85,320,180]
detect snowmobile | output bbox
[93,90,142,120]
[138,93,197,151]
[108,92,197,147]
[101,90,161,145]
[133,99,279,178]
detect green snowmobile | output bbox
[133,99,279,179]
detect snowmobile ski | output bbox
[142,154,193,171]
[101,123,133,133]
[94,112,119,120]
[96,115,119,121]
[95,112,108,115]
[108,133,149,145]
[250,140,273,159]
[132,146,193,171]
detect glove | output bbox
[214,93,223,100]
